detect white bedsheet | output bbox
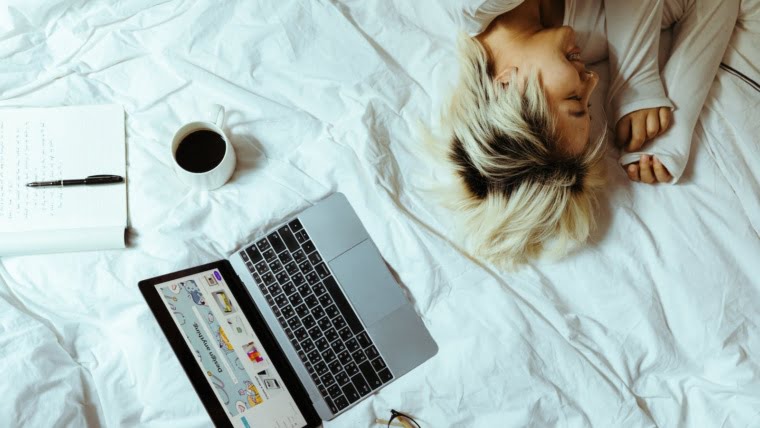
[1,1,759,426]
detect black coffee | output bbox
[175,130,226,173]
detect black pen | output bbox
[27,174,124,187]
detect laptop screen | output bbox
[154,266,309,428]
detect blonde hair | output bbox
[425,36,606,268]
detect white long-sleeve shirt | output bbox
[450,0,674,128]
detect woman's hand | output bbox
[615,107,672,152]
[616,107,673,184]
[625,154,672,183]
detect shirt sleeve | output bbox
[443,0,525,35]
[604,0,674,124]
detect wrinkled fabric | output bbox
[0,1,759,427]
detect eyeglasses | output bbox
[375,409,421,428]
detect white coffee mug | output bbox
[171,104,236,190]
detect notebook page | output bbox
[0,105,126,255]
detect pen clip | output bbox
[87,174,115,179]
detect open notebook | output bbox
[0,105,127,256]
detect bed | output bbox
[1,0,759,426]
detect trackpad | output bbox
[328,240,406,327]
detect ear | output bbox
[494,66,518,85]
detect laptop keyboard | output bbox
[240,219,394,414]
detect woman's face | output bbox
[484,26,599,155]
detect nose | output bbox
[582,69,598,97]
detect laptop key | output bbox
[282,282,296,296]
[315,337,329,352]
[336,371,351,387]
[265,294,275,307]
[315,263,330,279]
[278,250,293,264]
[323,349,337,363]
[294,229,309,244]
[317,382,327,397]
[308,252,323,265]
[331,339,346,354]
[255,260,268,274]
[274,294,288,307]
[269,260,283,274]
[329,360,343,375]
[324,396,337,414]
[263,248,277,263]
[293,249,306,263]
[287,316,301,330]
[302,240,316,254]
[305,294,319,309]
[313,282,327,297]
[268,233,286,254]
[332,316,347,331]
[325,304,340,319]
[322,276,364,334]
[317,317,333,331]
[307,349,321,362]
[318,293,332,308]
[359,361,382,389]
[288,293,303,307]
[378,368,393,383]
[357,332,372,349]
[256,239,271,251]
[337,350,351,365]
[321,371,335,387]
[297,349,307,362]
[365,345,379,360]
[308,325,322,340]
[246,247,263,263]
[271,306,282,318]
[278,226,300,252]
[311,306,326,320]
[338,327,352,341]
[341,383,360,403]
[267,283,281,296]
[327,383,342,398]
[345,361,359,377]
[325,327,339,343]
[297,283,310,297]
[289,219,303,232]
[284,261,298,276]
[315,361,328,376]
[295,303,309,318]
[300,260,313,275]
[345,338,359,353]
[371,357,387,372]
[302,339,315,353]
[351,349,367,364]
[294,327,308,341]
[334,395,349,411]
[262,272,276,286]
[351,374,371,396]
[284,328,294,341]
[302,315,316,329]
[292,272,305,285]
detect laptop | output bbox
[139,193,438,427]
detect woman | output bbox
[433,0,739,266]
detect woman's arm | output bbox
[604,0,673,126]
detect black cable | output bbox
[720,62,760,93]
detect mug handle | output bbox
[209,104,225,128]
